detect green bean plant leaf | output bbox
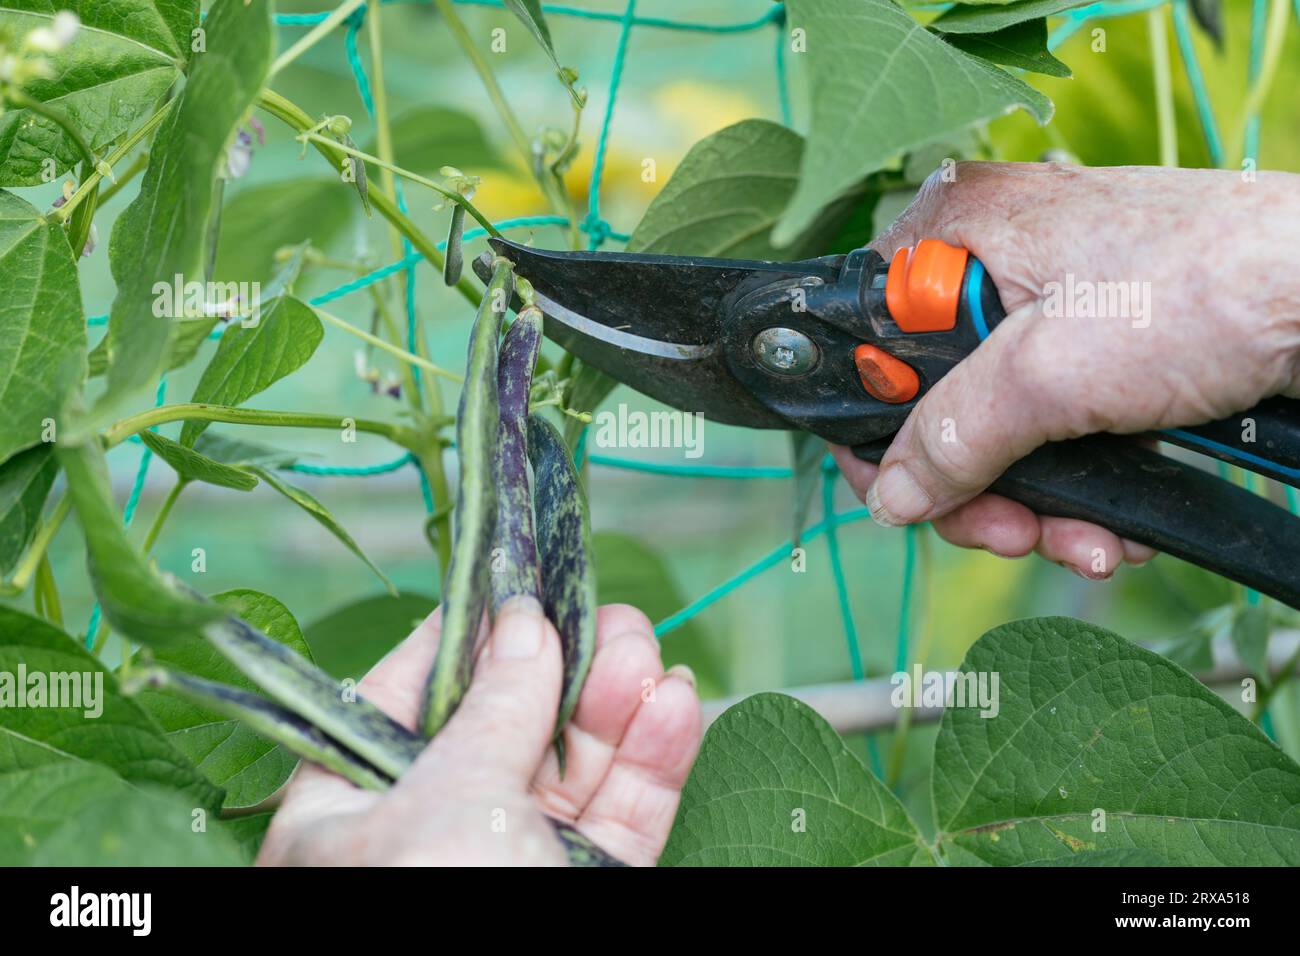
[58,441,223,648]
[304,591,437,680]
[130,589,315,809]
[214,179,354,286]
[1230,604,1271,681]
[0,444,56,576]
[592,531,726,699]
[502,0,584,106]
[95,0,273,423]
[941,18,1071,77]
[31,787,247,866]
[192,432,300,470]
[773,0,1052,245]
[666,617,1300,866]
[0,0,197,185]
[139,431,260,491]
[661,692,931,866]
[0,606,223,862]
[626,119,875,261]
[364,105,503,176]
[180,295,324,447]
[1187,0,1224,48]
[0,191,86,466]
[927,0,1093,34]
[934,617,1300,865]
[244,465,396,596]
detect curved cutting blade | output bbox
[474,238,842,428]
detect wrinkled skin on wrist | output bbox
[833,162,1300,576]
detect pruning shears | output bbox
[474,239,1300,608]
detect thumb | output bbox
[866,306,1052,525]
[409,596,564,788]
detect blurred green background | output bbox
[12,1,1300,795]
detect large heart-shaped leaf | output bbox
[31,786,245,865]
[773,0,1051,245]
[96,0,272,420]
[661,693,931,865]
[0,190,85,466]
[627,120,803,259]
[181,295,323,447]
[0,444,56,575]
[666,617,1300,866]
[626,119,875,261]
[0,0,196,185]
[934,617,1300,865]
[131,589,313,809]
[0,606,221,862]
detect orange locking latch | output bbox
[884,239,969,333]
[853,344,919,404]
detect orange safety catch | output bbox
[853,344,920,404]
[884,239,969,333]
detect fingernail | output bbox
[666,663,696,689]
[492,595,545,659]
[866,465,932,527]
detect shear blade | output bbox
[475,238,839,428]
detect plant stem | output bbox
[257,89,482,306]
[296,132,501,238]
[142,480,187,554]
[428,0,576,232]
[103,403,438,450]
[1231,0,1290,166]
[54,99,174,223]
[2,496,72,595]
[271,0,367,76]
[34,554,63,627]
[311,305,462,381]
[365,0,402,257]
[1148,6,1177,167]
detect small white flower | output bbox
[225,130,253,178]
[24,12,78,54]
[353,349,370,379]
[52,11,80,47]
[23,27,60,54]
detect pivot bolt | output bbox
[753,327,819,377]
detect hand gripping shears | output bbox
[474,238,1300,608]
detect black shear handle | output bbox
[962,255,1300,488]
[851,435,1300,609]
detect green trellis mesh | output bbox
[87,0,1300,759]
